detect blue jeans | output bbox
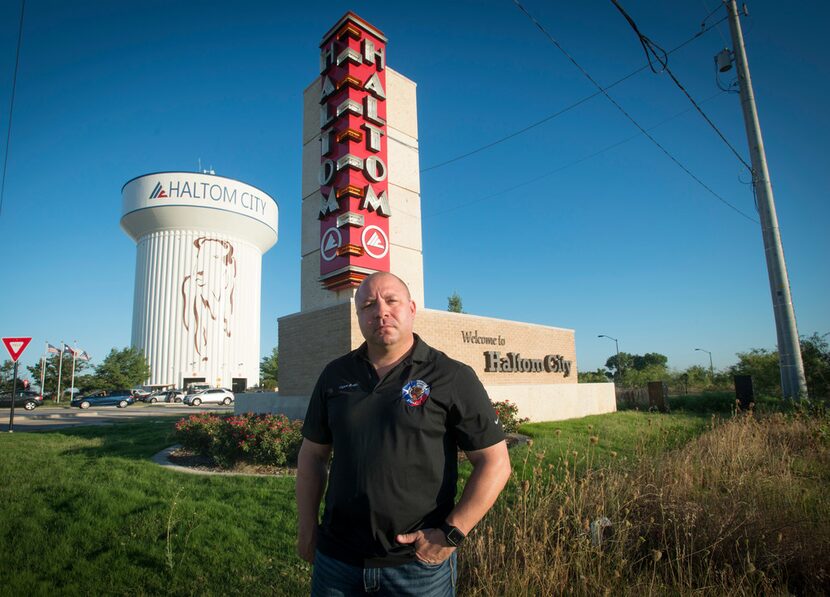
[311,549,457,596]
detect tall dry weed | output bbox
[459,412,829,596]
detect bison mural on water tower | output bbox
[181,237,238,360]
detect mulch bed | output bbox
[167,447,295,476]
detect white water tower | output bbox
[121,171,278,391]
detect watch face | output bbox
[445,526,465,546]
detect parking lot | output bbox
[1,402,233,432]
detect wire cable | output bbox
[513,0,757,223]
[420,12,728,174]
[426,91,727,218]
[610,0,753,174]
[0,0,26,219]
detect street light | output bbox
[598,334,620,380]
[694,348,714,380]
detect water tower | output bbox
[121,171,278,391]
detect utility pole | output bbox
[723,0,807,399]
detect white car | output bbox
[183,388,234,406]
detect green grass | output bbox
[0,410,715,595]
[0,419,307,595]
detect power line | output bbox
[609,0,753,174]
[0,0,26,219]
[420,11,728,174]
[512,0,757,223]
[425,91,727,218]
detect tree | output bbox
[728,348,780,397]
[260,347,279,388]
[26,354,89,397]
[605,352,634,378]
[632,352,668,370]
[94,347,150,390]
[447,292,463,313]
[1,359,26,393]
[578,368,611,383]
[680,364,711,388]
[605,351,669,387]
[800,333,830,398]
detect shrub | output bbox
[172,413,303,469]
[492,400,529,434]
[174,413,223,453]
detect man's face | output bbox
[355,274,416,351]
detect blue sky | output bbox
[1,0,827,378]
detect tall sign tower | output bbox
[299,12,423,311]
[318,15,391,289]
[280,12,423,395]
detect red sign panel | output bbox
[2,337,32,363]
[318,12,390,290]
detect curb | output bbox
[151,445,287,477]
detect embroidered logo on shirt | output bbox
[338,383,360,391]
[402,379,430,407]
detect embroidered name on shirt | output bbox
[338,383,361,391]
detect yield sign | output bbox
[2,337,32,362]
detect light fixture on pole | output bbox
[694,348,714,380]
[598,334,621,380]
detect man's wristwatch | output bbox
[439,522,466,547]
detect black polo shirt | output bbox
[302,334,504,568]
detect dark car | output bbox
[71,390,135,409]
[0,390,44,411]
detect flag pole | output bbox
[70,343,77,399]
[56,342,64,403]
[40,343,46,397]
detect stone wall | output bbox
[277,302,577,396]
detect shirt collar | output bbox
[355,334,429,366]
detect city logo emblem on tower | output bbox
[361,224,388,259]
[149,182,168,199]
[321,227,342,261]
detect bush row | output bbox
[173,413,303,468]
[174,400,529,469]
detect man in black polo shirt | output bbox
[296,272,511,596]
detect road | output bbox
[1,402,233,432]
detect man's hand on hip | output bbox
[396,528,456,564]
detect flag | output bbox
[78,350,91,362]
[63,344,76,356]
[47,343,60,354]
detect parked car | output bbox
[71,390,135,409]
[142,390,169,404]
[165,389,186,403]
[0,390,44,411]
[130,388,151,400]
[183,388,234,406]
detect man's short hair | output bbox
[356,272,412,302]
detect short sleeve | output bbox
[450,364,505,451]
[302,368,332,445]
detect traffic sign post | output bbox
[3,337,32,433]
[8,361,19,432]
